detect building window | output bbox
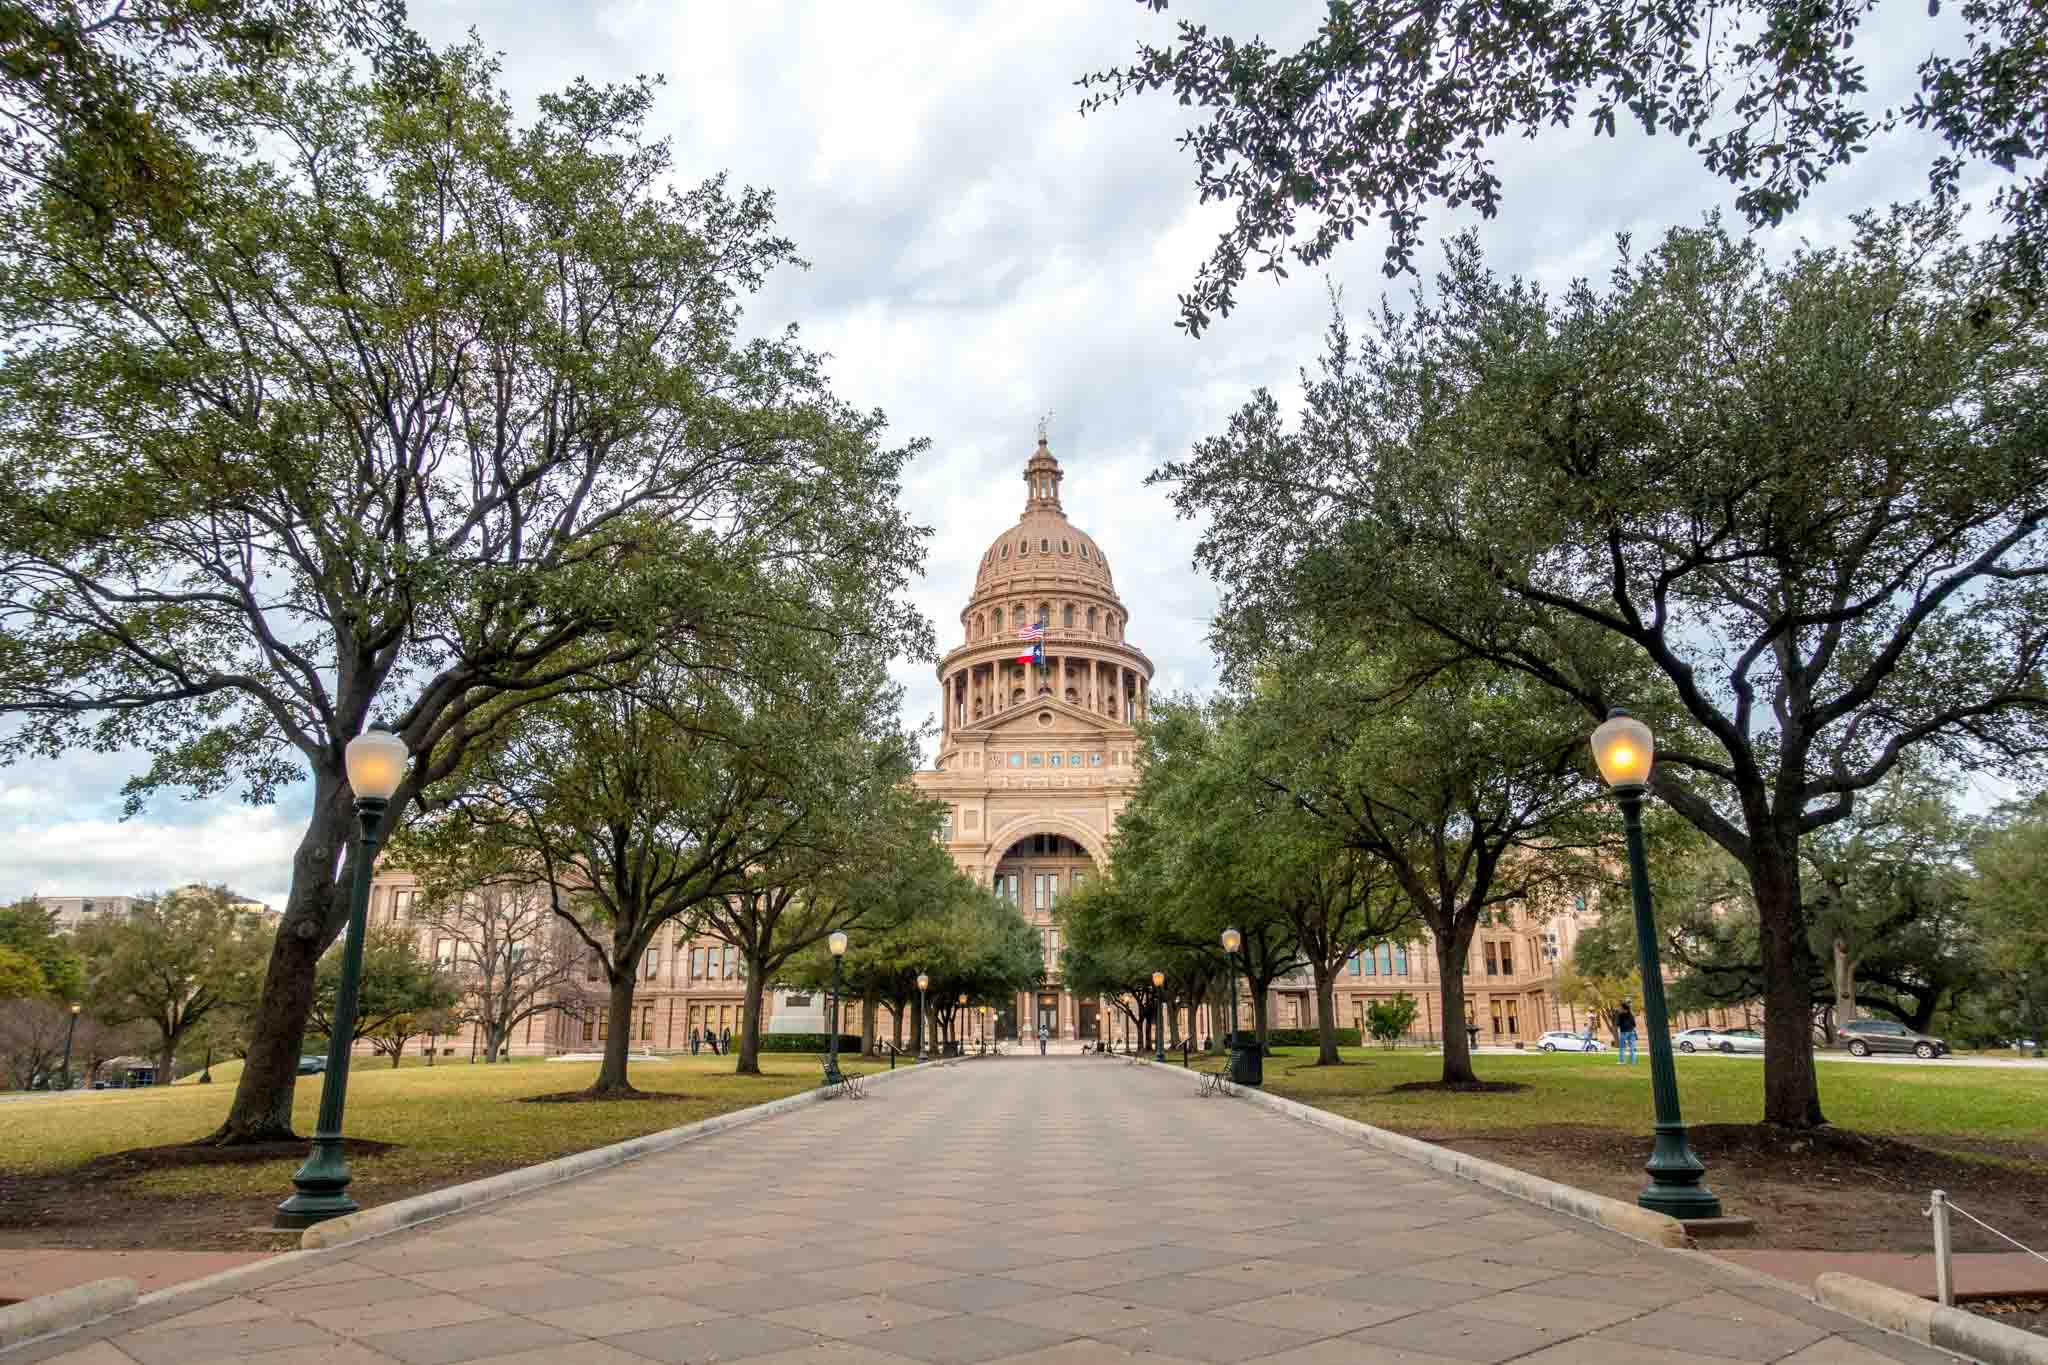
[1001,544,1009,559]
[1499,943,1513,976]
[1362,950,1377,977]
[1069,751,1083,765]
[1072,870,1087,891]
[1040,538,1050,553]
[1020,539,1029,556]
[1081,545,1089,560]
[1394,945,1409,975]
[1061,539,1071,554]
[585,955,603,983]
[1049,753,1062,767]
[1034,874,1048,910]
[722,946,735,978]
[1348,953,1361,976]
[1087,607,1098,630]
[582,1011,595,1042]
[644,949,660,979]
[641,1006,654,1040]
[597,1007,610,1041]
[1029,753,1043,766]
[1379,944,1394,975]
[1009,753,1024,768]
[1063,604,1075,627]
[1090,753,1103,765]
[1484,943,1499,976]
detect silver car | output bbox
[1675,1027,1718,1053]
[1536,1030,1603,1053]
[1705,1027,1765,1054]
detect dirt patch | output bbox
[76,1139,398,1175]
[1414,1122,2048,1254]
[520,1090,699,1105]
[1388,1080,1531,1095]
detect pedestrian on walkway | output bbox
[1615,1002,1638,1064]
[1582,1015,1597,1051]
[690,1028,701,1056]
[721,1026,732,1056]
[1038,1024,1047,1056]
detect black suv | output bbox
[1837,1019,1949,1058]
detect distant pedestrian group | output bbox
[690,1027,733,1056]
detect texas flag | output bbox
[1015,619,1044,665]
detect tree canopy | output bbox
[1082,0,2048,333]
[1154,204,2048,1124]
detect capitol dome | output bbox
[972,439,1115,593]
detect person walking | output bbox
[690,1027,701,1056]
[1614,1002,1639,1064]
[1038,1023,1048,1056]
[1582,1015,1598,1051]
[720,1026,732,1056]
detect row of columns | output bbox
[943,656,1148,733]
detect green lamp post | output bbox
[1151,971,1167,1062]
[824,931,849,1084]
[59,1002,80,1090]
[276,724,408,1229]
[1221,928,1241,1048]
[1592,708,1721,1220]
[916,972,929,1059]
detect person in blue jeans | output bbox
[1614,1002,1639,1064]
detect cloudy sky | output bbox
[0,0,1999,908]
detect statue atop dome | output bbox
[1036,409,1053,444]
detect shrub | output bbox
[751,1033,864,1053]
[1258,1028,1361,1048]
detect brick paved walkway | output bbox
[9,1059,1966,1364]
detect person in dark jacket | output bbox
[1614,1003,1638,1064]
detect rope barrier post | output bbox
[1930,1188,1954,1307]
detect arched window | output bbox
[1040,537,1051,553]
[1000,543,1009,560]
[1020,539,1030,556]
[1013,604,1026,626]
[1062,605,1075,628]
[1087,607,1098,631]
[1038,602,1050,624]
[1061,539,1071,554]
[1080,544,1089,560]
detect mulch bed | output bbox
[1416,1122,2048,1256]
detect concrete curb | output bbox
[1818,1272,2048,1365]
[302,1060,927,1250]
[1139,1059,1689,1248]
[0,1278,135,1351]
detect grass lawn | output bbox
[1180,1045,2048,1254]
[0,1052,890,1250]
[1185,1046,2046,1143]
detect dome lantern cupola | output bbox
[1023,437,1063,514]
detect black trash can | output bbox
[1228,1035,1264,1086]
[942,1040,962,1057]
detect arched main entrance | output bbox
[989,831,1101,1040]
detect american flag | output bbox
[1016,620,1045,641]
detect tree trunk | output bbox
[1312,961,1341,1065]
[210,783,354,1143]
[589,973,641,1095]
[389,1041,403,1067]
[1754,853,1826,1127]
[1250,984,1271,1051]
[1831,935,1858,1037]
[734,967,768,1076]
[1437,933,1476,1084]
[862,993,878,1055]
[155,1039,175,1085]
[891,998,904,1050]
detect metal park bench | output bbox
[820,1063,867,1100]
[1197,1067,1231,1098]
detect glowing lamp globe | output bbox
[344,727,409,801]
[916,972,929,991]
[1151,971,1165,987]
[828,931,848,957]
[1221,927,1242,955]
[1591,710,1654,790]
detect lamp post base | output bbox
[275,1137,359,1228]
[1639,1122,1723,1220]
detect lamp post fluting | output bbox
[2022,970,2042,1059]
[59,1002,80,1090]
[277,725,408,1229]
[1221,929,1242,1048]
[916,972,929,1059]
[1592,709,1722,1221]
[824,932,849,1084]
[1151,972,1167,1062]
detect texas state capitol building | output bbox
[912,438,1150,1042]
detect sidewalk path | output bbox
[1714,1249,2048,1302]
[7,1058,1966,1364]
[0,1252,271,1305]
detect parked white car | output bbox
[1675,1027,1718,1053]
[1704,1027,1766,1054]
[1536,1030,1603,1053]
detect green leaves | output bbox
[1086,0,2046,333]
